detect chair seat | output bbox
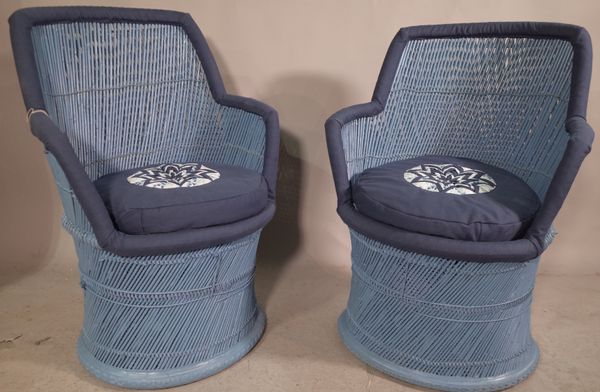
[352,156,541,242]
[95,162,268,235]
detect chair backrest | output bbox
[388,37,572,197]
[343,24,591,200]
[18,10,238,181]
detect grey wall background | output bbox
[0,0,598,287]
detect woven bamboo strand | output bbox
[342,37,572,199]
[336,36,572,392]
[31,21,269,388]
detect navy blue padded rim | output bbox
[338,204,539,263]
[9,6,279,256]
[325,22,594,262]
[32,113,275,257]
[10,6,278,199]
[373,22,593,119]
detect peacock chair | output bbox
[325,22,593,392]
[10,6,279,389]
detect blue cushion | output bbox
[95,162,268,235]
[352,156,541,242]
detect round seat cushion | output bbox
[352,156,541,242]
[95,162,268,235]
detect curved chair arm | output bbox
[28,111,275,257]
[526,116,594,252]
[176,12,280,199]
[219,94,279,199]
[11,7,279,200]
[325,23,593,262]
[29,112,117,247]
[325,103,558,262]
[325,101,384,207]
[12,7,278,257]
[326,108,593,261]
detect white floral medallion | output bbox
[127,163,220,189]
[403,163,496,195]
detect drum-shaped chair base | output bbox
[339,230,543,392]
[339,312,538,392]
[78,310,265,389]
[66,221,266,389]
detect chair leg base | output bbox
[78,308,266,389]
[338,311,539,392]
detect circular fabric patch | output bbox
[403,163,496,195]
[127,163,220,189]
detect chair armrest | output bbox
[566,115,595,148]
[525,116,594,253]
[219,94,279,200]
[30,110,276,256]
[325,101,384,206]
[28,112,116,248]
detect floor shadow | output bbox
[256,70,354,263]
[207,40,309,308]
[243,73,357,358]
[252,71,355,312]
[255,133,304,307]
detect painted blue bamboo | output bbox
[334,35,576,392]
[342,38,572,199]
[32,23,265,182]
[31,21,270,388]
[339,229,554,392]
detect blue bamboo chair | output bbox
[10,6,278,389]
[326,23,593,391]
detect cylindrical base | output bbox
[78,309,265,389]
[339,312,538,392]
[339,230,542,392]
[68,226,265,389]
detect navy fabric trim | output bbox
[325,22,593,262]
[352,156,541,242]
[30,113,275,256]
[338,204,539,263]
[10,6,279,256]
[325,102,383,206]
[29,113,115,246]
[95,163,269,235]
[525,116,594,252]
[220,94,280,199]
[9,6,189,110]
[372,22,593,119]
[9,6,279,198]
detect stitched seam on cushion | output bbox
[115,209,145,234]
[355,186,535,227]
[139,209,146,234]
[124,180,267,210]
[126,191,266,211]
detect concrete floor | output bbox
[1,234,599,392]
